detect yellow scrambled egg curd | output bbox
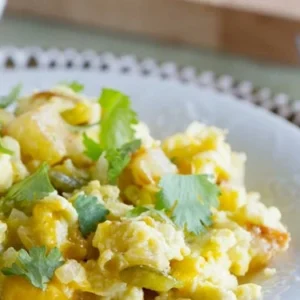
[0,136,28,192]
[17,195,85,259]
[0,86,290,299]
[162,122,240,183]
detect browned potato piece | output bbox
[16,90,79,115]
[246,223,290,271]
[5,104,68,165]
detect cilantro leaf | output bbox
[82,133,103,161]
[106,139,141,184]
[74,194,109,237]
[156,174,220,234]
[82,88,140,182]
[0,84,22,108]
[0,139,13,155]
[82,136,141,183]
[2,162,55,214]
[2,246,63,290]
[99,88,138,149]
[66,81,84,93]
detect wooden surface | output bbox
[197,0,300,20]
[6,0,300,65]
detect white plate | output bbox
[1,54,300,299]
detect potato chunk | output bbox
[6,104,68,165]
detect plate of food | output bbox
[0,48,299,300]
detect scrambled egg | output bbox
[0,136,28,192]
[0,85,290,300]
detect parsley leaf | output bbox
[0,84,22,108]
[66,81,84,93]
[156,174,220,234]
[99,88,138,149]
[0,139,13,155]
[2,162,55,214]
[2,246,63,290]
[74,194,109,237]
[82,133,103,161]
[106,139,141,184]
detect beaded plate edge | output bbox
[1,46,300,127]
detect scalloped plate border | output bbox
[0,46,300,128]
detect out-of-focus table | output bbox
[1,15,300,98]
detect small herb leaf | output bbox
[156,174,220,234]
[74,194,109,237]
[106,139,141,184]
[67,81,84,93]
[0,84,22,108]
[99,88,138,149]
[2,246,63,290]
[2,163,55,214]
[82,133,103,161]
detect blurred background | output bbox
[1,0,300,97]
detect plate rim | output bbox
[1,47,300,299]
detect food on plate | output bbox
[0,83,290,299]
